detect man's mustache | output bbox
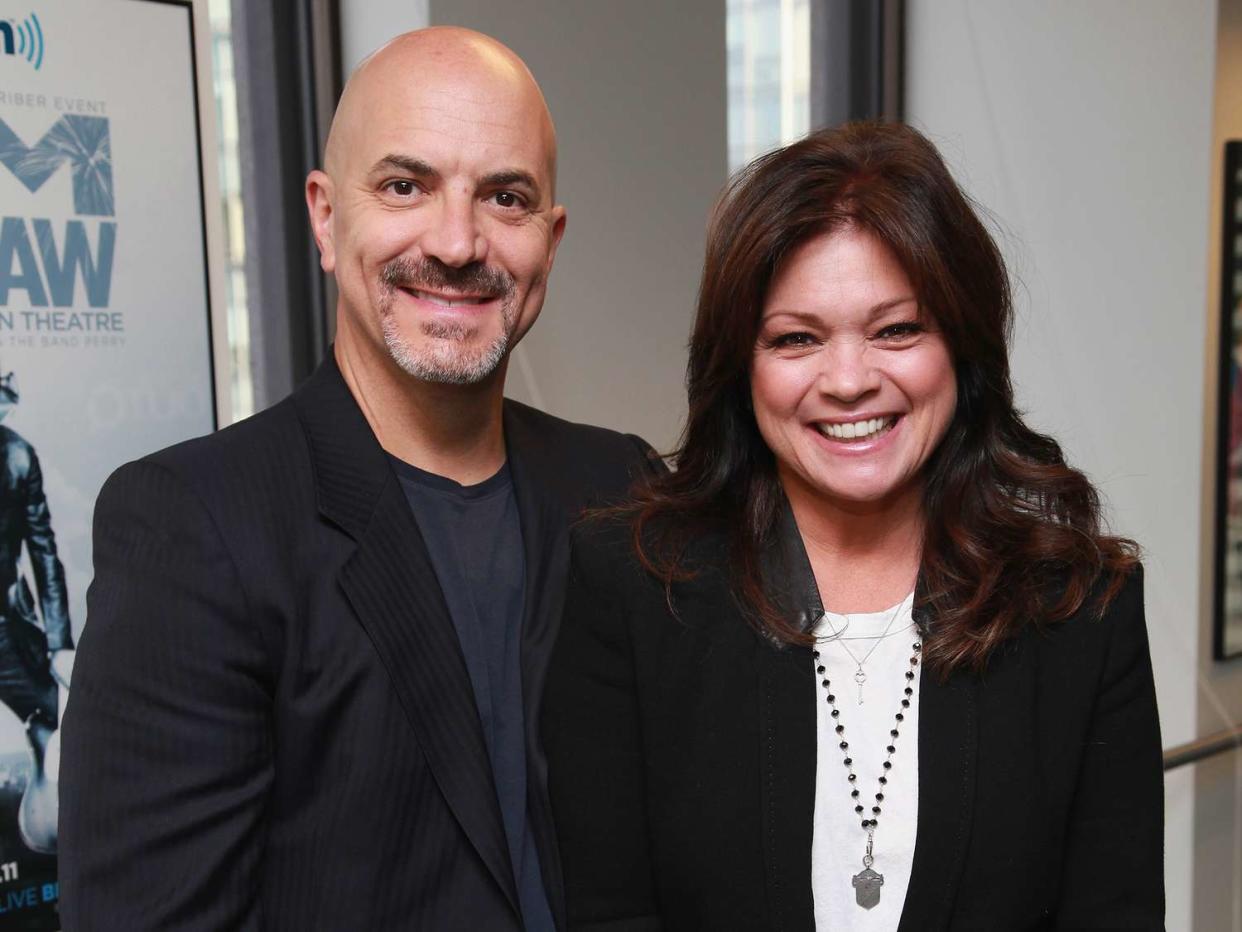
[381,257,514,299]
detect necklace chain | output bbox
[822,620,916,643]
[813,628,921,911]
[818,593,911,705]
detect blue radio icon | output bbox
[0,13,44,71]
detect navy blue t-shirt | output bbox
[391,457,554,932]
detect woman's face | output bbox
[750,227,957,515]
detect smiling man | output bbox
[59,28,658,932]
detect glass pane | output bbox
[727,0,811,173]
[207,0,253,423]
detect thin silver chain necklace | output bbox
[813,633,921,910]
[825,621,916,642]
[818,593,912,705]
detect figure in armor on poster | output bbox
[0,366,72,854]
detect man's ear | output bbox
[545,204,567,275]
[306,170,336,273]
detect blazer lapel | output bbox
[502,402,570,929]
[756,503,820,931]
[757,636,818,931]
[502,402,570,725]
[898,617,978,932]
[293,357,520,917]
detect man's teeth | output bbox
[411,290,487,307]
[817,417,895,441]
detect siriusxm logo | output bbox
[0,13,43,71]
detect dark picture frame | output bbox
[1212,140,1242,660]
[0,3,223,924]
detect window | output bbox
[727,0,811,173]
[208,0,253,422]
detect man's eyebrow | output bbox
[371,155,439,178]
[480,169,540,194]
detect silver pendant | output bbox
[854,668,866,705]
[853,833,883,909]
[852,867,884,909]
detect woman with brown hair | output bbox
[542,121,1164,931]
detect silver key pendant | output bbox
[852,866,884,909]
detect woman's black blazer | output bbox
[542,515,1165,931]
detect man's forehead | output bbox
[324,29,558,192]
[345,98,553,187]
[359,122,547,178]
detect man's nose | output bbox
[815,340,881,403]
[419,191,487,268]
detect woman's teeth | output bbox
[816,416,896,441]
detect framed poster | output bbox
[1214,140,1242,662]
[0,0,221,925]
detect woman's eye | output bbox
[769,332,816,349]
[874,321,923,341]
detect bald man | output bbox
[59,28,658,931]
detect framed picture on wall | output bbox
[0,0,223,924]
[1213,139,1242,661]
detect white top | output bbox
[811,592,920,932]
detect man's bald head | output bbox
[305,26,568,392]
[324,27,557,193]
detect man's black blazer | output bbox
[59,356,658,931]
[543,515,1165,931]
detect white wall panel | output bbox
[906,2,1220,927]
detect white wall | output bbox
[339,0,428,76]
[906,2,1225,928]
[338,0,727,454]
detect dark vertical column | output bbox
[810,0,904,129]
[231,0,341,410]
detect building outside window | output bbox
[727,0,811,173]
[207,0,253,423]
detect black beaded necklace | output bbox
[813,634,922,911]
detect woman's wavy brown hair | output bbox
[628,121,1138,674]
